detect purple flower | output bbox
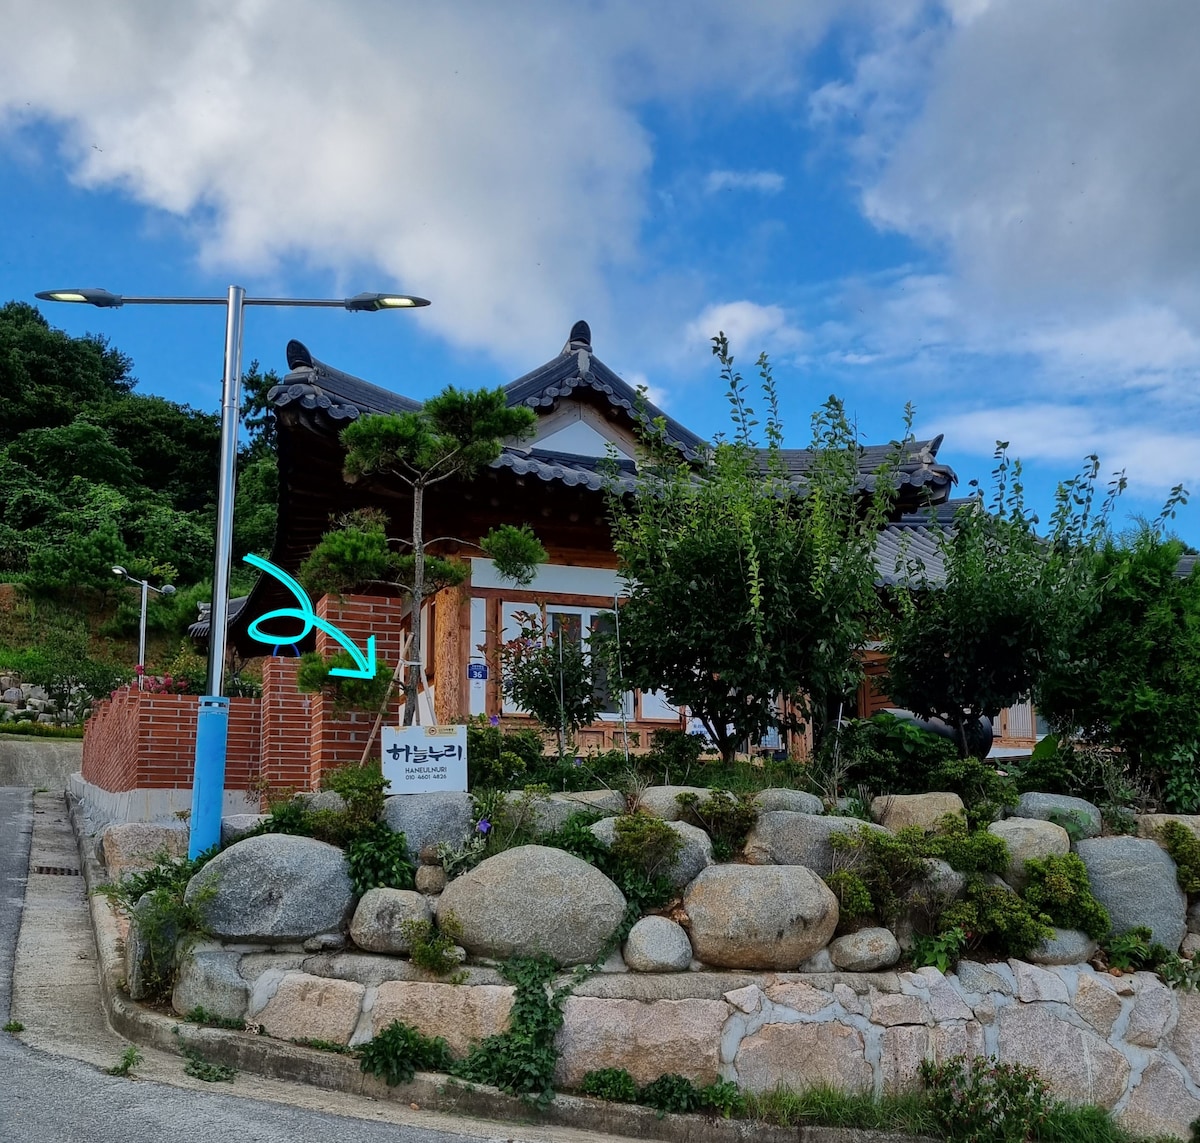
[488,714,500,727]
[476,819,491,834]
[573,758,583,767]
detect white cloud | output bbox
[934,403,1200,498]
[704,169,785,194]
[685,300,806,358]
[0,1,844,367]
[849,2,1200,332]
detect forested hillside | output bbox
[0,300,279,684]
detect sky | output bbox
[2,0,1198,543]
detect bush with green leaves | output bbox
[911,927,968,974]
[453,954,569,1106]
[941,881,1054,960]
[828,824,938,928]
[675,789,758,862]
[465,717,543,790]
[643,729,708,786]
[919,1054,1050,1143]
[359,1020,454,1086]
[637,1073,704,1117]
[99,847,220,1002]
[401,913,464,976]
[579,1067,640,1102]
[608,338,902,763]
[260,762,391,851]
[1159,820,1200,894]
[1021,853,1110,940]
[825,870,874,923]
[345,825,415,895]
[1039,527,1200,811]
[611,811,684,883]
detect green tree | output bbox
[883,449,1121,757]
[0,301,134,443]
[497,609,598,755]
[608,336,897,763]
[89,394,220,514]
[299,388,545,725]
[1038,525,1200,809]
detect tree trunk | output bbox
[403,482,425,726]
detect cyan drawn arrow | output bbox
[242,553,377,679]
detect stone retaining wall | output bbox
[172,944,1200,1140]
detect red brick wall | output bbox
[309,593,406,780]
[81,687,142,792]
[82,592,405,797]
[260,657,312,795]
[82,686,260,792]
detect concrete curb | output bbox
[68,796,925,1143]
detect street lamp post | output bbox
[112,565,176,688]
[39,285,428,856]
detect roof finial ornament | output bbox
[564,320,591,353]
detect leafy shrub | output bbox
[637,1073,703,1116]
[345,825,415,895]
[1103,927,1156,972]
[402,913,464,976]
[698,1079,746,1119]
[837,712,959,795]
[824,870,873,921]
[612,812,684,882]
[923,814,1009,877]
[675,789,758,861]
[297,649,393,717]
[1022,853,1110,939]
[829,824,934,927]
[259,763,391,850]
[182,1048,237,1082]
[465,717,543,790]
[643,729,707,785]
[99,848,219,1002]
[359,1020,454,1086]
[580,1067,639,1102]
[911,927,968,973]
[1159,820,1200,894]
[453,955,570,1106]
[183,1006,246,1031]
[941,882,1054,959]
[926,755,1017,826]
[919,1054,1049,1143]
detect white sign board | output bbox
[381,724,468,793]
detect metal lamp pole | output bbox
[39,286,429,855]
[112,565,176,687]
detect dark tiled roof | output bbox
[494,447,638,492]
[267,322,955,503]
[269,338,421,422]
[873,498,972,587]
[504,320,706,459]
[188,596,248,640]
[770,436,954,495]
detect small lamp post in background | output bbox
[39,285,429,856]
[111,565,175,688]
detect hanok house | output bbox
[79,320,1031,819]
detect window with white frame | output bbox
[500,601,678,723]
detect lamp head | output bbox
[344,292,431,312]
[161,584,177,596]
[112,566,128,578]
[36,288,124,308]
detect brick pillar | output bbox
[260,657,312,798]
[309,593,406,783]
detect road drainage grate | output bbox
[33,865,80,876]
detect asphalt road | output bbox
[0,787,621,1143]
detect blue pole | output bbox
[189,695,229,858]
